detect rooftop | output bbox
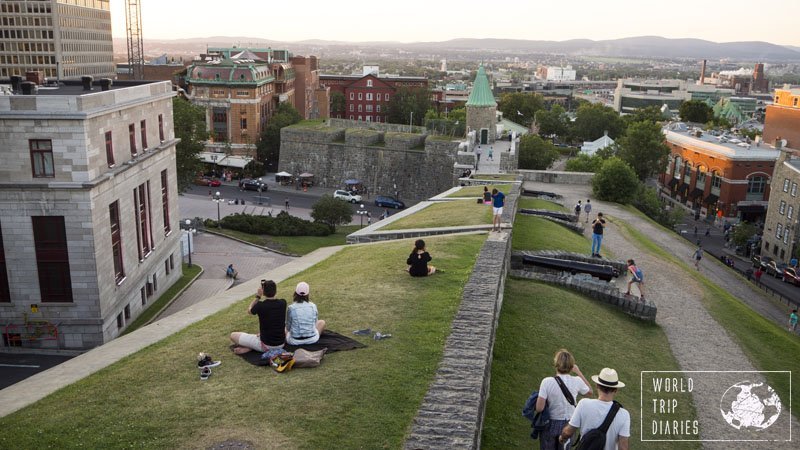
[0,79,156,96]
[319,73,427,81]
[664,122,781,161]
[466,66,497,108]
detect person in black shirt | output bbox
[229,279,287,354]
[407,239,436,276]
[590,212,606,258]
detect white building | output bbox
[0,78,182,350]
[581,132,615,156]
[541,66,576,82]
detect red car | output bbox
[782,267,800,286]
[195,177,221,187]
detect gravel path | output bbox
[523,182,797,449]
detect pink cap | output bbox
[295,281,310,296]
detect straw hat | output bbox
[591,367,626,388]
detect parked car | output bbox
[239,178,266,191]
[765,260,785,277]
[782,267,800,286]
[375,195,405,209]
[195,176,221,187]
[752,255,773,271]
[333,190,362,203]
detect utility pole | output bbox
[125,0,145,80]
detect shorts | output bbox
[286,330,320,346]
[235,332,284,352]
[630,277,642,284]
[493,207,503,216]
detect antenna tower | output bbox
[125,0,144,80]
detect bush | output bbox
[592,157,639,204]
[219,211,332,236]
[633,186,681,229]
[311,196,354,232]
[565,153,604,173]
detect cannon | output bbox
[522,189,559,198]
[522,255,619,281]
[519,209,577,222]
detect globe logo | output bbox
[720,381,782,430]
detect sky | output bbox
[110,0,800,46]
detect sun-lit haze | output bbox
[110,0,800,45]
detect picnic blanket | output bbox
[234,330,367,366]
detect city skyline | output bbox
[109,0,800,46]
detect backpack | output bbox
[573,401,622,450]
[634,267,643,281]
[575,204,582,213]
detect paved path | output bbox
[524,181,798,448]
[156,232,295,320]
[474,139,513,174]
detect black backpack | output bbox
[573,401,622,450]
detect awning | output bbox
[667,178,679,188]
[197,152,226,164]
[738,205,766,213]
[704,194,719,205]
[216,155,253,169]
[275,171,292,177]
[299,173,314,178]
[345,179,362,185]
[689,188,704,199]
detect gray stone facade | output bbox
[279,119,461,200]
[519,169,595,185]
[761,151,800,262]
[466,106,496,145]
[0,81,182,350]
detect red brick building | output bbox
[763,88,800,150]
[660,123,780,222]
[321,71,427,123]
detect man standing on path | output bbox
[591,212,606,257]
[693,246,703,270]
[559,367,630,450]
[488,147,494,161]
[491,188,505,232]
[584,199,592,223]
[284,198,290,212]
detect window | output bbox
[673,156,682,179]
[133,183,153,260]
[366,80,373,87]
[140,120,147,150]
[165,259,170,275]
[776,223,783,239]
[385,94,390,101]
[349,115,354,120]
[117,312,124,329]
[366,93,373,101]
[110,201,125,284]
[30,139,54,178]
[240,117,247,131]
[152,273,157,292]
[376,104,381,113]
[32,216,72,303]
[358,93,362,100]
[696,168,706,185]
[780,201,786,215]
[358,105,362,112]
[105,131,114,167]
[792,183,798,197]
[711,172,722,189]
[349,92,354,100]
[746,176,766,199]
[366,105,373,112]
[141,286,146,306]
[784,178,790,192]
[124,304,131,320]
[129,124,137,157]
[789,206,794,220]
[161,170,170,234]
[785,228,791,244]
[169,254,174,271]
[0,222,9,302]
[158,114,165,142]
[349,104,353,112]
[377,93,382,101]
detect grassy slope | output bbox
[214,225,360,256]
[0,235,485,449]
[512,215,588,253]
[518,198,567,212]
[447,184,512,198]
[383,201,492,230]
[122,263,202,335]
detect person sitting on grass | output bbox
[407,239,436,276]
[285,282,326,346]
[229,280,286,354]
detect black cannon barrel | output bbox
[522,190,559,198]
[519,209,577,222]
[522,255,619,281]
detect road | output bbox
[0,353,74,390]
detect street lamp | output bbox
[213,191,223,227]
[357,203,369,228]
[184,219,194,267]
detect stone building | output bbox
[763,88,800,150]
[0,79,181,350]
[278,119,460,200]
[466,66,497,145]
[0,0,115,79]
[762,149,800,262]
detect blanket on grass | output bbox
[234,330,367,366]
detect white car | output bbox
[333,190,362,203]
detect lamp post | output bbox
[184,219,194,267]
[213,191,223,227]
[357,204,369,228]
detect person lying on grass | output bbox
[407,239,437,276]
[230,280,286,354]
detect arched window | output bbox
[746,175,767,200]
[696,166,707,187]
[711,171,722,193]
[683,161,693,182]
[673,156,682,179]
[367,79,373,87]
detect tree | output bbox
[592,157,640,204]
[679,100,713,124]
[535,104,570,139]
[497,92,545,127]
[311,196,353,232]
[172,97,208,193]
[518,135,560,170]
[330,91,346,116]
[565,153,604,173]
[386,86,431,126]
[257,102,302,170]
[624,105,667,126]
[616,121,670,181]
[733,222,757,248]
[573,103,625,142]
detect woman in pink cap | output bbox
[285,281,326,345]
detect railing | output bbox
[727,263,799,308]
[4,321,59,347]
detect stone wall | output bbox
[499,147,518,172]
[519,169,594,185]
[280,123,461,200]
[466,105,497,144]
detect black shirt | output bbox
[251,298,287,346]
[407,251,432,277]
[592,218,606,235]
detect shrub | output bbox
[311,196,354,232]
[219,212,331,236]
[592,157,640,204]
[565,153,604,173]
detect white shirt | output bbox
[569,398,631,450]
[538,374,590,420]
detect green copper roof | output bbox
[466,66,497,107]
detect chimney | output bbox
[20,81,37,95]
[81,75,93,91]
[699,59,707,85]
[10,75,22,92]
[25,71,44,85]
[99,78,113,91]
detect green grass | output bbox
[214,225,360,256]
[289,118,327,128]
[383,201,492,230]
[472,174,518,181]
[517,197,566,212]
[512,215,588,253]
[446,184,512,198]
[0,235,486,449]
[122,263,202,336]
[617,219,800,422]
[482,279,698,449]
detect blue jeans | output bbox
[592,233,603,255]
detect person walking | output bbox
[488,147,494,161]
[754,267,764,285]
[591,212,606,258]
[491,188,505,232]
[284,198,290,212]
[625,259,644,301]
[574,200,582,219]
[584,199,592,223]
[534,350,593,450]
[789,309,798,333]
[693,246,703,270]
[559,367,630,450]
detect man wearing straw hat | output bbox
[559,367,630,450]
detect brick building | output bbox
[321,68,428,123]
[763,88,800,150]
[0,79,181,350]
[660,123,780,222]
[290,55,328,120]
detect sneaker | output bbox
[197,353,221,369]
[353,328,372,336]
[200,367,211,381]
[374,332,393,340]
